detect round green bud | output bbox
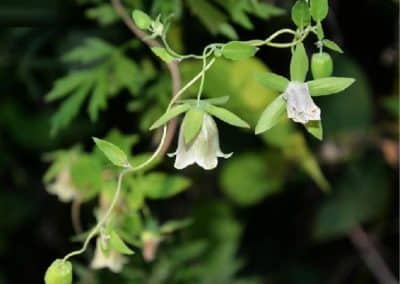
[311,52,333,79]
[44,259,72,284]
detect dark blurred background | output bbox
[0,0,398,284]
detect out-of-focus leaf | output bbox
[319,56,372,135]
[313,160,389,241]
[220,153,284,206]
[255,72,289,93]
[70,155,102,200]
[138,173,191,199]
[62,38,114,64]
[109,231,135,255]
[86,3,120,26]
[305,120,323,140]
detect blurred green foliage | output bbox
[0,0,398,283]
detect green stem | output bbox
[62,168,129,262]
[61,57,217,263]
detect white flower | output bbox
[168,113,232,170]
[283,82,321,124]
[91,237,127,273]
[46,168,79,202]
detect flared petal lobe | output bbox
[169,113,232,170]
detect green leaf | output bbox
[222,41,258,61]
[204,104,249,128]
[132,10,153,30]
[88,70,108,122]
[93,137,129,167]
[305,120,323,140]
[182,108,204,144]
[50,83,91,136]
[308,77,355,96]
[150,104,190,130]
[310,0,329,21]
[220,153,284,206]
[86,4,119,26]
[323,39,344,54]
[46,71,92,102]
[151,47,176,63]
[70,155,102,201]
[160,219,193,234]
[291,0,311,29]
[313,161,389,241]
[140,173,191,199]
[255,72,290,92]
[255,95,286,134]
[109,231,134,255]
[62,38,114,64]
[290,43,309,82]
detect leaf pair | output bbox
[291,0,329,29]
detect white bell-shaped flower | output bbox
[91,237,127,273]
[46,168,79,202]
[283,82,321,124]
[169,113,232,170]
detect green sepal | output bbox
[323,39,344,54]
[150,104,191,130]
[310,0,329,22]
[308,77,355,96]
[182,108,204,144]
[204,104,250,128]
[290,43,309,82]
[305,120,323,140]
[255,95,286,134]
[109,231,135,255]
[255,72,290,92]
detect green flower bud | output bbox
[311,52,333,79]
[44,259,72,284]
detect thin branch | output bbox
[110,0,181,154]
[71,199,82,234]
[348,225,398,284]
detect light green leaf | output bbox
[310,0,329,21]
[46,71,92,102]
[109,231,134,255]
[204,104,250,128]
[86,4,119,26]
[315,22,325,40]
[255,72,290,92]
[62,38,114,64]
[222,41,258,61]
[220,152,284,206]
[323,39,344,54]
[308,77,355,96]
[88,70,108,122]
[290,43,309,82]
[291,0,311,29]
[160,219,193,234]
[150,104,190,130]
[93,137,129,167]
[182,108,204,144]
[141,173,191,199]
[255,95,286,134]
[50,83,92,136]
[305,120,323,140]
[151,47,176,63]
[132,10,153,30]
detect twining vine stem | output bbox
[62,1,324,263]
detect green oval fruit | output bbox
[311,52,333,79]
[44,259,72,284]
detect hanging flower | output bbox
[46,168,79,202]
[168,113,232,170]
[90,237,127,273]
[283,82,321,124]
